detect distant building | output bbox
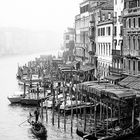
[63,27,75,63]
[123,0,140,75]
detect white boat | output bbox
[42,94,64,108]
[60,100,81,110]
[43,99,53,108]
[7,91,25,103]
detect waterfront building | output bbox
[63,27,75,63]
[122,0,140,75]
[95,1,114,79]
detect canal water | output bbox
[0,53,139,140]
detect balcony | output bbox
[109,66,123,74]
[123,49,140,57]
[75,14,80,20]
[113,17,117,24]
[89,28,95,40]
[112,50,122,56]
[88,43,95,56]
[123,69,138,76]
[123,6,140,17]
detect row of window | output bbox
[124,0,140,9]
[128,36,140,50]
[98,43,111,56]
[114,26,123,36]
[80,4,89,14]
[124,17,140,28]
[112,59,121,69]
[115,0,123,5]
[98,26,111,36]
[124,59,140,72]
[75,17,89,29]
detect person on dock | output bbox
[34,107,40,123]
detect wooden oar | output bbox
[19,113,35,126]
[19,118,29,126]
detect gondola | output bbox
[28,120,47,137]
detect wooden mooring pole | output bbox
[84,90,87,132]
[70,83,73,134]
[94,99,97,137]
[44,84,48,123]
[52,82,55,125]
[41,99,43,122]
[63,81,66,131]
[57,85,60,128]
[23,82,26,96]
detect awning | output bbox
[105,75,123,81]
[61,69,77,73]
[119,75,140,90]
[80,65,95,72]
[77,81,136,100]
[119,75,135,86]
[59,61,79,70]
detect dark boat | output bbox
[28,120,47,137]
[76,118,140,140]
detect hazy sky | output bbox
[0,0,81,31]
[0,0,82,53]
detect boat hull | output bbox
[7,97,22,103]
[20,98,41,106]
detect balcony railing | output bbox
[123,49,140,57]
[123,69,139,76]
[112,50,122,56]
[109,66,123,74]
[75,14,80,20]
[123,6,140,17]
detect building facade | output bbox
[74,0,90,64]
[106,0,124,84]
[123,0,140,75]
[96,2,114,79]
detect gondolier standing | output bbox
[34,107,40,123]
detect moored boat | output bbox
[20,98,42,106]
[7,91,25,103]
[28,120,47,137]
[76,118,140,140]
